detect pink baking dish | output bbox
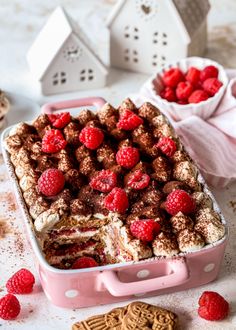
[1,97,228,309]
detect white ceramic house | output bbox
[107,0,210,74]
[27,7,108,95]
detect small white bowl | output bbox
[149,57,228,121]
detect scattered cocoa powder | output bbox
[0,191,17,211]
[229,200,236,213]
[0,219,10,239]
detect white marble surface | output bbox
[0,1,236,329]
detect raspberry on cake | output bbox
[38,169,65,196]
[130,219,161,242]
[127,170,150,190]
[156,137,177,157]
[4,98,226,269]
[42,129,67,153]
[117,109,143,130]
[79,126,104,150]
[116,146,140,169]
[165,189,196,216]
[90,169,117,193]
[48,112,71,129]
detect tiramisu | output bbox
[0,90,10,129]
[4,99,226,269]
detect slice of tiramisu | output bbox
[4,99,226,269]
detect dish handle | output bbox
[100,258,189,297]
[41,97,106,114]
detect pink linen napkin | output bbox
[130,70,236,187]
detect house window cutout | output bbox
[135,0,158,21]
[63,45,82,63]
[161,56,166,67]
[52,72,67,86]
[124,26,130,38]
[152,54,158,66]
[162,33,168,46]
[124,26,139,40]
[80,69,94,82]
[152,54,166,67]
[153,31,158,44]
[124,49,130,61]
[124,49,138,63]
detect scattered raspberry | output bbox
[160,87,177,102]
[200,65,219,82]
[198,291,229,321]
[130,219,161,242]
[165,189,196,215]
[127,170,150,190]
[90,170,117,193]
[188,90,209,104]
[176,81,193,101]
[71,257,98,269]
[162,68,184,88]
[6,268,35,294]
[156,137,177,157]
[202,78,223,96]
[116,147,140,169]
[42,129,67,153]
[79,127,104,150]
[185,67,201,86]
[117,109,143,130]
[48,112,71,129]
[104,187,129,214]
[38,168,65,196]
[0,294,21,320]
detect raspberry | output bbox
[116,147,140,169]
[200,65,219,82]
[130,219,161,242]
[185,67,201,86]
[188,90,209,104]
[48,112,71,129]
[79,127,104,150]
[160,87,177,102]
[162,68,184,88]
[38,168,65,196]
[6,268,35,294]
[42,129,67,153]
[104,187,129,213]
[156,137,177,157]
[117,109,143,130]
[165,189,196,215]
[202,78,223,96]
[0,294,21,320]
[127,170,150,190]
[71,257,98,269]
[177,100,188,105]
[198,291,229,321]
[90,170,117,193]
[176,81,193,101]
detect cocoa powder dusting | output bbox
[0,220,10,238]
[0,191,17,211]
[14,231,25,256]
[229,200,236,213]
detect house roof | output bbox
[27,6,108,81]
[106,0,210,41]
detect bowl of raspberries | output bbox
[151,57,228,121]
